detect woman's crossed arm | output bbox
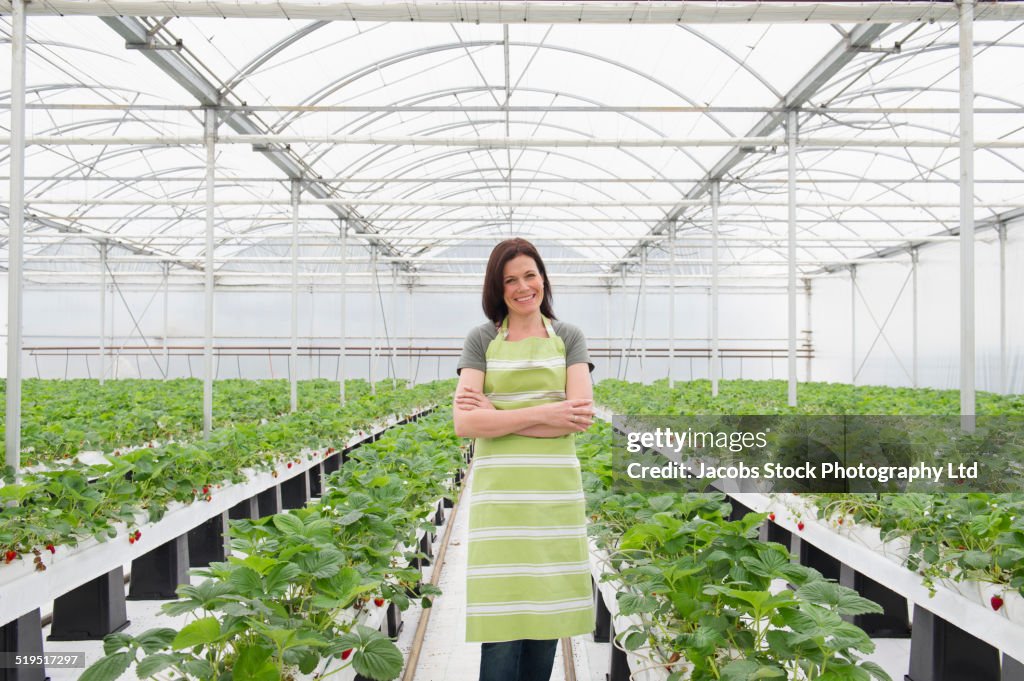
[452,364,595,439]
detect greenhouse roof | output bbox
[2,0,1023,287]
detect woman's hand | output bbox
[542,399,595,432]
[455,385,496,412]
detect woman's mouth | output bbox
[514,293,536,303]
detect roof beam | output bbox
[0,205,205,272]
[614,22,890,271]
[819,207,1024,273]
[100,16,404,263]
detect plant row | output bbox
[80,410,464,681]
[578,422,892,681]
[594,378,1024,416]
[593,379,1024,618]
[796,492,1024,613]
[1,378,382,467]
[0,380,455,567]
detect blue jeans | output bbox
[479,639,558,681]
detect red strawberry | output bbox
[4,550,17,563]
[129,536,135,545]
[341,649,353,660]
[797,521,805,531]
[202,486,209,494]
[374,597,385,607]
[287,462,293,469]
[837,518,844,525]
[768,513,776,522]
[991,595,1005,611]
[46,544,56,554]
[135,530,142,540]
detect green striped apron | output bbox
[466,316,594,642]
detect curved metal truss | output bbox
[4,12,1021,282]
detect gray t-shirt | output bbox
[457,320,594,375]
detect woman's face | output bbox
[502,254,544,317]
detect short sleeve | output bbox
[556,322,594,373]
[456,325,490,375]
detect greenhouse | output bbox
[1,0,1023,679]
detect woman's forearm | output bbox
[453,404,546,439]
[514,424,577,438]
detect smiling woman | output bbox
[452,238,596,681]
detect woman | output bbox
[453,238,596,681]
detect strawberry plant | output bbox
[80,410,459,681]
[0,380,455,566]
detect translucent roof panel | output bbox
[2,11,1023,284]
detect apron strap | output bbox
[499,316,554,340]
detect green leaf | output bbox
[963,550,991,569]
[134,628,177,655]
[617,592,658,615]
[102,633,134,656]
[80,652,132,681]
[297,549,343,579]
[229,566,265,595]
[264,562,303,594]
[233,644,279,681]
[861,660,895,681]
[238,555,279,575]
[136,653,177,678]
[337,510,365,526]
[797,581,883,616]
[272,513,305,536]
[352,635,405,681]
[171,617,222,650]
[725,588,773,611]
[621,630,646,651]
[721,659,760,681]
[180,658,216,678]
[220,602,259,616]
[161,600,199,617]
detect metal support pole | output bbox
[960,0,976,421]
[620,271,628,380]
[110,269,117,379]
[999,223,1007,394]
[787,110,798,407]
[912,249,919,388]
[163,262,170,379]
[339,220,347,406]
[5,0,27,472]
[851,265,857,384]
[711,184,721,397]
[99,242,107,386]
[203,108,216,437]
[406,283,414,384]
[290,179,300,413]
[640,246,647,384]
[668,220,676,390]
[803,278,812,382]
[606,287,613,379]
[370,244,378,395]
[391,264,398,389]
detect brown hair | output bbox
[482,238,556,325]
